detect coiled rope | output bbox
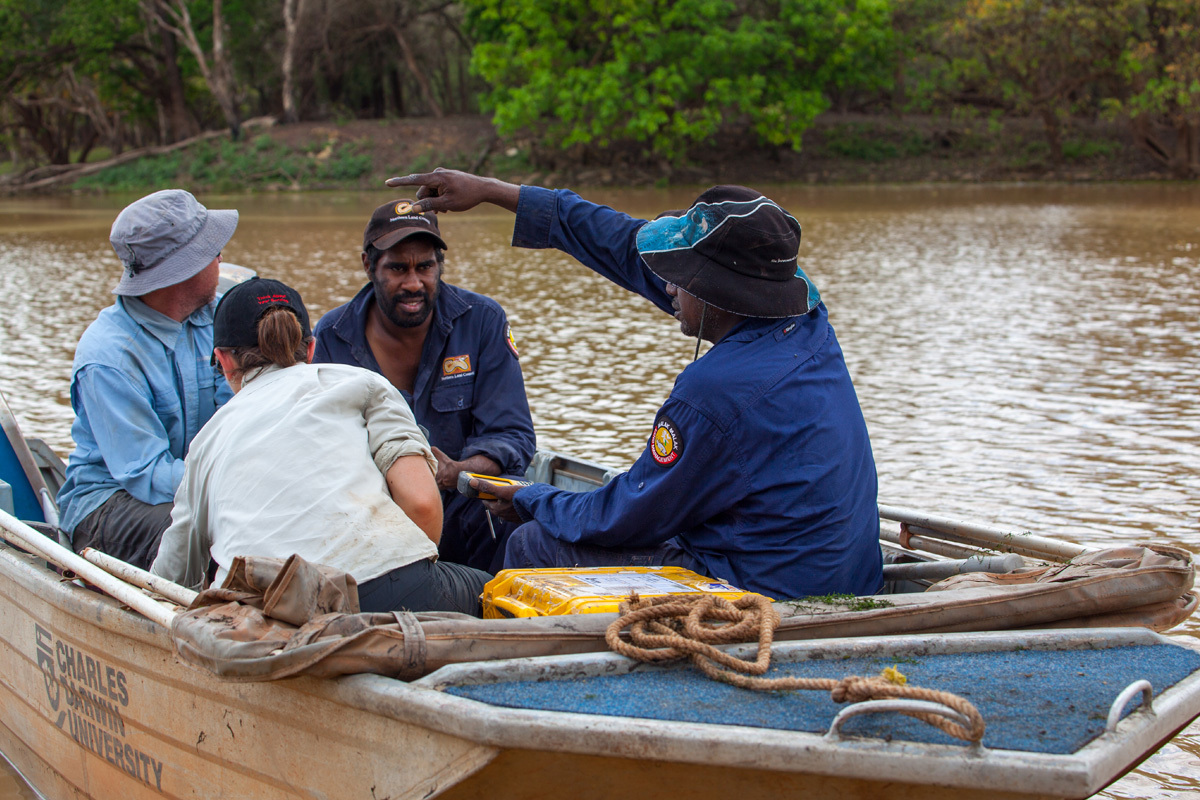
[604,592,985,743]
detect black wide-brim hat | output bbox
[635,186,819,318]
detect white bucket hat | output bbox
[109,189,239,296]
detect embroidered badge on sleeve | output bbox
[650,414,683,466]
[505,323,520,358]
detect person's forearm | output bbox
[407,500,443,545]
[386,454,444,544]
[450,454,502,483]
[478,177,520,212]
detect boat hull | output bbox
[2,538,1125,800]
[9,535,1200,800]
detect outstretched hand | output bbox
[385,168,520,214]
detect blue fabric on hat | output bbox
[636,195,821,315]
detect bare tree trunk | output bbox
[210,0,241,138]
[281,0,306,123]
[146,0,242,138]
[1037,106,1063,164]
[1169,118,1198,179]
[1191,116,1200,176]
[158,22,199,140]
[389,23,443,118]
[391,66,404,116]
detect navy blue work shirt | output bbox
[508,186,883,600]
[312,281,536,477]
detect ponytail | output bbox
[223,307,312,379]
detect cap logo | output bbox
[394,201,413,215]
[256,294,290,305]
[443,355,471,376]
[650,415,683,466]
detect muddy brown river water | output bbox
[1,184,1198,798]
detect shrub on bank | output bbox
[72,136,374,193]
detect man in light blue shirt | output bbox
[56,190,238,569]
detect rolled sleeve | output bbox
[362,376,437,476]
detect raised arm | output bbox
[386,169,672,314]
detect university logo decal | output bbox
[650,415,683,466]
[505,323,520,358]
[442,355,472,376]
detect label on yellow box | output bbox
[480,566,767,618]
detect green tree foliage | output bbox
[0,0,148,164]
[466,0,894,160]
[945,0,1132,163]
[888,0,967,113]
[1113,0,1200,177]
[1,0,478,175]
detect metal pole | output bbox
[81,547,198,608]
[879,526,988,561]
[0,508,177,629]
[878,504,1090,562]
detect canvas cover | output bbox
[169,545,1196,683]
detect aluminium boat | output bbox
[2,380,1198,799]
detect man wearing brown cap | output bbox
[386,169,883,601]
[57,189,238,570]
[313,201,536,573]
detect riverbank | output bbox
[2,113,1173,194]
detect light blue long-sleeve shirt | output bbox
[56,296,231,535]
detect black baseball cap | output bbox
[363,199,447,252]
[213,277,312,351]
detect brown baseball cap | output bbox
[362,199,448,252]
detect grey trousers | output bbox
[357,557,492,617]
[71,490,172,571]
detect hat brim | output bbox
[371,227,448,252]
[113,209,239,296]
[639,246,820,319]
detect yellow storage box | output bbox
[480,566,765,618]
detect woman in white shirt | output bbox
[150,277,491,615]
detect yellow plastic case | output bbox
[480,566,765,618]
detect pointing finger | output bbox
[385,172,437,188]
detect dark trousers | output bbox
[437,492,518,574]
[503,520,705,572]
[71,490,172,571]
[357,557,492,617]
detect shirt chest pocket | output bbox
[431,379,476,412]
[151,384,184,418]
